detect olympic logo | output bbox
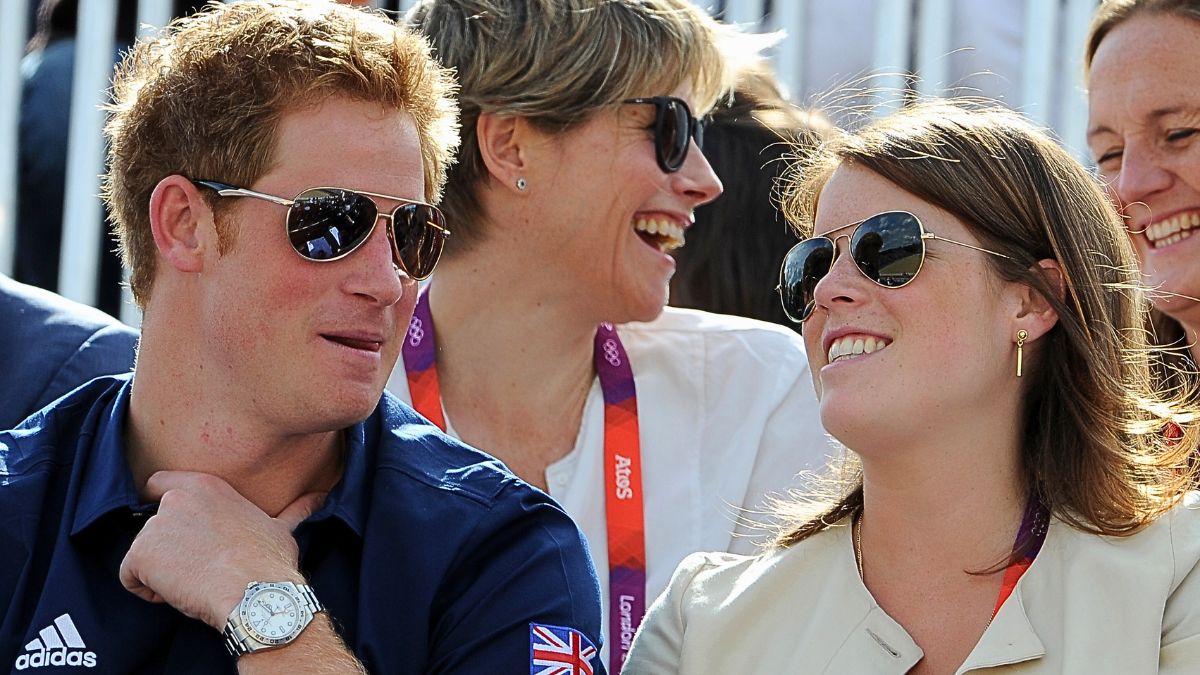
[408,317,425,347]
[602,338,621,367]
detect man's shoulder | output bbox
[370,393,539,509]
[0,276,134,338]
[0,376,126,477]
[0,277,138,428]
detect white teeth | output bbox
[827,334,891,363]
[1146,212,1198,249]
[633,217,686,251]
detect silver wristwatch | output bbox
[222,581,325,657]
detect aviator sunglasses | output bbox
[622,96,706,173]
[193,180,449,280]
[777,210,1012,324]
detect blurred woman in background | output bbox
[669,61,831,330]
[1086,0,1200,398]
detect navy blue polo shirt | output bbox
[0,375,605,674]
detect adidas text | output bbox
[15,649,97,670]
[16,614,97,670]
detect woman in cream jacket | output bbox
[624,101,1200,674]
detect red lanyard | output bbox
[992,498,1050,619]
[402,290,646,674]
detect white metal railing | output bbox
[0,0,1098,320]
[59,0,117,310]
[0,5,27,279]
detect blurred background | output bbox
[0,0,1099,327]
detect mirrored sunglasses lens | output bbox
[287,188,377,261]
[393,204,447,280]
[851,212,924,287]
[780,238,834,322]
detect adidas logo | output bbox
[14,614,97,670]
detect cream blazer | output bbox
[624,495,1200,674]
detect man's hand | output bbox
[118,471,326,630]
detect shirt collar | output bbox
[70,376,150,536]
[299,405,379,539]
[826,515,1049,674]
[956,523,1053,673]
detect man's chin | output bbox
[316,385,386,429]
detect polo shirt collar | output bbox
[300,405,378,539]
[70,376,148,536]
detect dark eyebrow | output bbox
[1088,105,1196,140]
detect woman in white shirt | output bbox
[391,2,832,671]
[1085,0,1200,404]
[625,101,1200,674]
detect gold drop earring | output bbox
[1016,329,1028,377]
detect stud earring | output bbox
[1015,329,1028,377]
[516,177,528,191]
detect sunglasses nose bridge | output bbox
[373,210,407,272]
[824,233,852,272]
[812,233,869,299]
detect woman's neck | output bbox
[422,256,605,482]
[859,464,1027,573]
[849,372,1027,566]
[853,440,1029,675]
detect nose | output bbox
[342,213,407,307]
[1113,143,1173,213]
[810,235,869,317]
[671,139,723,206]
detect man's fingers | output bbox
[118,550,165,604]
[276,491,327,531]
[142,470,224,501]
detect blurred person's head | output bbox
[105,0,459,308]
[774,100,1195,546]
[669,62,832,329]
[1085,0,1200,384]
[26,0,139,53]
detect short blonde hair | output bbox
[104,0,460,307]
[406,0,740,252]
[1085,0,1200,73]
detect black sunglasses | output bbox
[193,180,449,280]
[777,211,1012,324]
[622,96,705,173]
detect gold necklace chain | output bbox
[854,510,865,581]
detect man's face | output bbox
[198,96,424,434]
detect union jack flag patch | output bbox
[529,622,598,675]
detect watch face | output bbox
[241,585,304,645]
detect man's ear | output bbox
[148,175,213,273]
[1013,258,1065,342]
[476,113,535,195]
